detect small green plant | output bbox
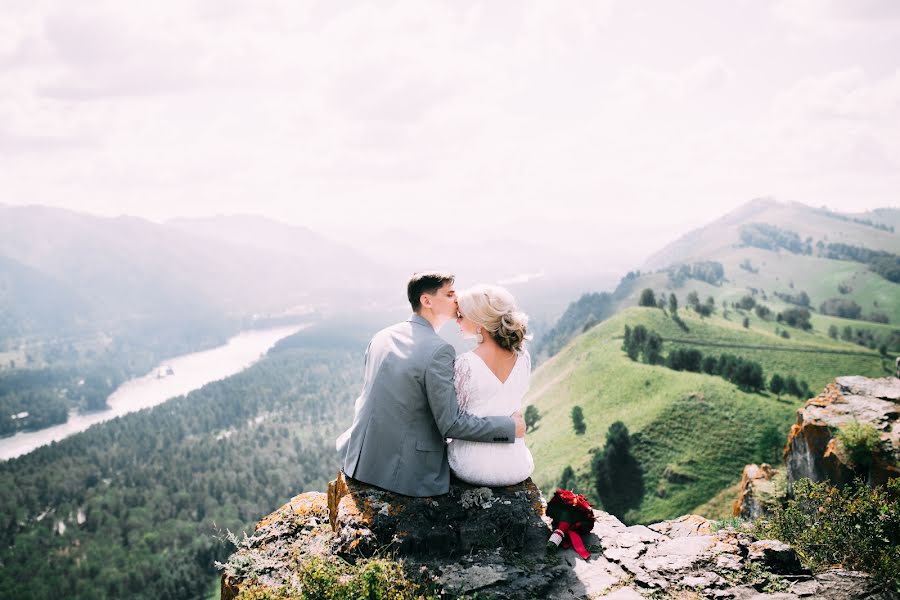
[754,478,900,591]
[293,555,426,600]
[835,421,883,469]
[723,560,791,593]
[710,517,751,532]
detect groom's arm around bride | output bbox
[336,272,526,497]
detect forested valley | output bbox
[0,315,239,434]
[0,326,364,599]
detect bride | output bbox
[449,284,535,487]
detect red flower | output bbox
[547,489,595,534]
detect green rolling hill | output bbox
[524,305,890,524]
[533,200,900,364]
[526,199,899,524]
[636,199,900,325]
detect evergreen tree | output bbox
[592,421,644,522]
[642,332,663,365]
[524,405,541,432]
[668,293,678,314]
[686,291,700,308]
[559,465,577,491]
[638,288,657,307]
[735,361,765,391]
[769,373,785,397]
[717,354,739,380]
[571,405,586,435]
[630,325,648,359]
[785,375,801,397]
[667,348,703,372]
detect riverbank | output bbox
[0,324,306,461]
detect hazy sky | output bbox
[1,0,899,255]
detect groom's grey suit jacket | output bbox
[337,314,515,497]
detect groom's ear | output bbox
[419,293,432,309]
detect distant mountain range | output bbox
[0,204,624,351]
[0,205,399,341]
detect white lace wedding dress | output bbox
[448,349,535,486]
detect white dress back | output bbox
[447,349,535,486]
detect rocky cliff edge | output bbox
[736,376,900,519]
[220,472,894,599]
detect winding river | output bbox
[0,324,306,461]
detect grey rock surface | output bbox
[220,474,896,599]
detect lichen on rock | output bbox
[459,486,494,509]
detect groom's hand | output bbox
[512,411,526,438]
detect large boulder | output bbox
[219,474,895,599]
[784,376,900,488]
[326,471,548,558]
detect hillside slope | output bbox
[643,198,898,270]
[638,200,900,323]
[524,305,888,524]
[541,199,900,360]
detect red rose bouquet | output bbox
[545,489,595,560]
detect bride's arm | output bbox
[453,355,473,412]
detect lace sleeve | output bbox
[453,355,475,412]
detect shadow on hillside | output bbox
[671,315,690,332]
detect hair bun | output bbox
[457,284,531,352]
[496,310,530,352]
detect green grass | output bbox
[691,481,743,520]
[525,306,887,524]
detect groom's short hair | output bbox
[408,271,454,312]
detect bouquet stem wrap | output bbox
[550,521,590,559]
[545,489,595,561]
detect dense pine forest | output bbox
[0,327,364,599]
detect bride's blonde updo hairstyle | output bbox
[458,284,530,352]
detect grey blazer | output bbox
[336,314,515,497]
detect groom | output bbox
[336,271,525,497]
